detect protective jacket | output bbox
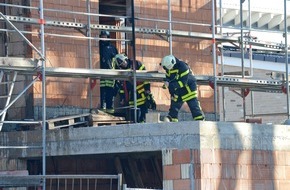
[119,59,150,106]
[99,40,118,88]
[165,58,197,102]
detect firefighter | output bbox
[99,30,118,113]
[114,54,154,123]
[161,55,205,122]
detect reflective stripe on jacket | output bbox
[121,60,150,106]
[100,79,115,88]
[165,58,197,102]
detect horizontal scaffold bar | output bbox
[0,14,287,50]
[0,57,286,93]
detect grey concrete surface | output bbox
[0,121,289,158]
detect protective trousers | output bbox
[169,98,204,121]
[130,104,148,123]
[100,86,114,109]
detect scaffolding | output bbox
[0,0,289,189]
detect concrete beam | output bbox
[1,121,290,159]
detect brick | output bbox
[200,149,213,164]
[273,151,286,166]
[194,164,201,179]
[173,179,191,190]
[173,149,191,164]
[252,180,273,190]
[221,150,239,164]
[285,152,290,166]
[233,180,251,190]
[194,179,201,190]
[286,166,290,180]
[200,179,217,190]
[181,164,191,179]
[162,149,173,166]
[278,180,290,190]
[238,150,252,165]
[235,164,250,179]
[273,166,286,180]
[252,165,273,180]
[202,163,221,179]
[164,164,181,180]
[252,150,266,165]
[192,150,201,164]
[163,180,173,190]
[218,179,230,190]
[221,164,236,179]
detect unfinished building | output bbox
[0,0,290,189]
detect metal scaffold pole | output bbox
[240,0,247,121]
[211,0,218,121]
[39,0,47,189]
[87,0,93,109]
[219,0,226,121]
[284,0,289,119]
[131,0,137,123]
[168,0,172,55]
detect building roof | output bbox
[217,0,290,31]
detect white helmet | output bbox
[161,55,176,70]
[115,54,128,68]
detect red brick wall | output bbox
[132,0,215,113]
[163,149,290,190]
[25,0,215,117]
[30,1,100,110]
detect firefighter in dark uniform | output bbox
[99,30,118,113]
[161,55,205,122]
[114,54,154,123]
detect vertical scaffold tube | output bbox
[284,0,289,119]
[211,0,218,121]
[131,0,137,123]
[39,0,46,189]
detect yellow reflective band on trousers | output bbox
[100,80,115,87]
[129,93,146,106]
[182,86,197,101]
[172,86,197,102]
[194,115,204,120]
[172,118,178,122]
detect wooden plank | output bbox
[46,113,91,130]
[91,109,129,126]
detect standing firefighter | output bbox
[114,54,156,123]
[99,30,118,113]
[161,55,205,122]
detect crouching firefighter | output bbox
[161,55,205,122]
[113,54,156,123]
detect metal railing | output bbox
[0,174,122,190]
[122,184,162,190]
